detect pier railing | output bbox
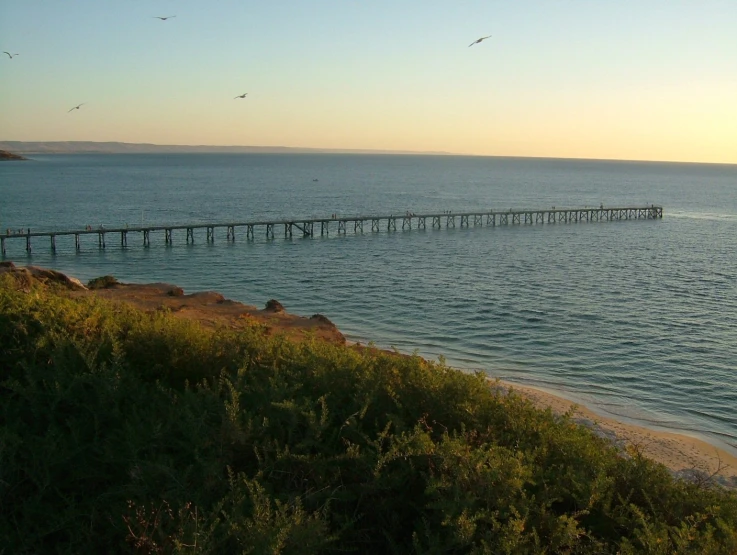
[1,205,663,255]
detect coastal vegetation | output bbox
[1,271,736,553]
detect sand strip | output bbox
[497,380,737,489]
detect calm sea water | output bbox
[2,154,736,452]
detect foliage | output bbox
[87,274,119,289]
[1,272,736,553]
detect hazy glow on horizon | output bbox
[1,1,736,163]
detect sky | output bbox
[1,1,736,163]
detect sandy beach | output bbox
[4,262,735,489]
[496,381,737,489]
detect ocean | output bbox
[2,153,736,453]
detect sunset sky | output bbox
[1,1,735,163]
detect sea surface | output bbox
[2,154,736,453]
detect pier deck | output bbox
[1,205,663,255]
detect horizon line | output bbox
[1,140,736,166]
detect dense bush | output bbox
[1,273,736,553]
[87,274,120,289]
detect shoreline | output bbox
[339,343,737,489]
[494,380,737,488]
[4,262,735,488]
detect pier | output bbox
[1,205,662,256]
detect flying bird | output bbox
[468,35,492,47]
[68,103,85,112]
[234,93,248,99]
[153,15,176,20]
[3,52,19,59]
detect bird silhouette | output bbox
[3,52,19,59]
[234,93,248,99]
[68,103,85,113]
[153,15,176,21]
[468,35,492,47]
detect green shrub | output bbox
[1,273,736,553]
[87,274,119,289]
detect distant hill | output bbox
[0,149,28,161]
[0,141,452,156]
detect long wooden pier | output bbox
[1,205,662,256]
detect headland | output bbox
[2,261,734,488]
[0,149,27,161]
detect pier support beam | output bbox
[165,229,172,245]
[474,215,482,226]
[227,225,235,241]
[371,219,380,232]
[121,231,128,247]
[487,214,496,226]
[461,215,469,228]
[266,224,274,239]
[207,226,215,242]
[1,237,5,256]
[432,216,441,229]
[50,235,56,253]
[418,216,426,229]
[387,218,396,231]
[26,234,31,253]
[186,228,194,243]
[354,220,363,233]
[247,224,255,239]
[143,230,150,247]
[446,215,455,228]
[320,221,329,236]
[338,220,346,234]
[75,234,80,251]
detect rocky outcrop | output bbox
[0,262,86,290]
[87,275,120,289]
[0,265,346,344]
[264,299,285,313]
[310,313,334,326]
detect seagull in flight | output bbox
[3,52,19,59]
[468,35,492,47]
[68,103,85,112]
[153,15,176,21]
[234,93,248,99]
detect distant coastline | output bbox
[0,140,453,156]
[0,149,28,161]
[3,142,736,165]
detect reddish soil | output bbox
[0,263,345,344]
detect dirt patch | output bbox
[74,280,344,344]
